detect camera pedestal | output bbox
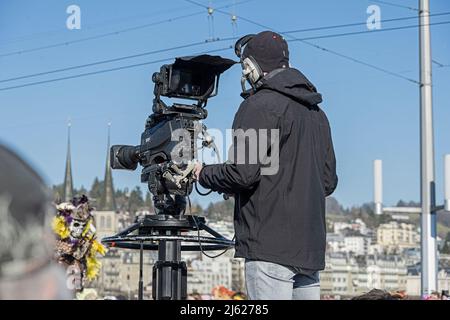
[102,214,234,300]
[153,241,187,300]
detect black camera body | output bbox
[111,113,200,198]
[110,54,235,214]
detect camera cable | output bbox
[194,180,213,196]
[186,191,235,259]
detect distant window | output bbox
[100,216,105,229]
[107,216,112,229]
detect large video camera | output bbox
[110,55,235,215]
[104,54,236,300]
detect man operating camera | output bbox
[194,31,338,300]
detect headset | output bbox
[234,34,264,94]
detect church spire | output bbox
[101,122,116,211]
[63,120,74,202]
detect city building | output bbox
[93,210,117,240]
[187,254,233,295]
[364,255,407,292]
[320,252,407,297]
[377,221,419,252]
[327,232,371,256]
[343,234,371,256]
[91,210,120,296]
[93,247,122,296]
[333,219,368,235]
[326,233,345,253]
[231,257,245,293]
[207,220,235,240]
[119,251,157,300]
[320,252,360,296]
[404,256,450,296]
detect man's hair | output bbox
[351,289,401,300]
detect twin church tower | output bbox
[62,121,116,211]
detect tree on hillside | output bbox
[396,200,420,208]
[52,184,63,202]
[326,197,346,215]
[90,177,104,201]
[189,202,204,215]
[205,200,234,222]
[52,184,90,203]
[442,232,450,254]
[128,186,144,213]
[78,185,88,196]
[144,191,154,213]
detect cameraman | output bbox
[194,31,337,300]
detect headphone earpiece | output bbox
[242,56,263,85]
[234,34,256,58]
[235,33,264,94]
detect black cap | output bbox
[242,31,289,73]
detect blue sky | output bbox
[0,0,449,209]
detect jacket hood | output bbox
[258,68,322,106]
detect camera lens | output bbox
[152,72,160,83]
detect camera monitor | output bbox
[154,54,236,101]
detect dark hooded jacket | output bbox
[199,68,338,270]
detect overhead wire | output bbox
[283,11,450,34]
[2,17,449,85]
[371,0,419,12]
[0,46,233,91]
[0,11,203,58]
[289,20,450,42]
[0,40,232,84]
[3,2,450,89]
[184,0,422,85]
[0,0,253,58]
[0,4,208,48]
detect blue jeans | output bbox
[245,259,320,300]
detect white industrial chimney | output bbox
[445,154,450,212]
[374,159,383,215]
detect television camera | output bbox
[102,55,236,300]
[110,54,235,214]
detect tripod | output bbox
[102,212,234,300]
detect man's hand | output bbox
[193,162,203,181]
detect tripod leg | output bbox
[138,241,144,300]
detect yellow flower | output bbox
[86,255,101,280]
[85,240,107,281]
[91,240,107,256]
[81,219,91,237]
[51,216,70,239]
